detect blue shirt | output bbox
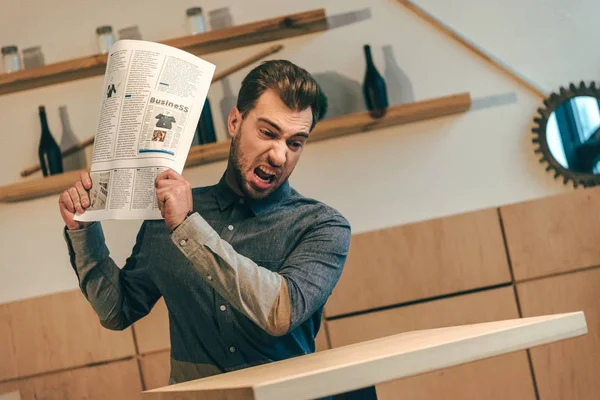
[64,174,351,385]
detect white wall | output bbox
[0,0,578,304]
[412,0,600,94]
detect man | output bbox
[59,60,352,386]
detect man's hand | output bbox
[156,169,193,231]
[59,170,93,231]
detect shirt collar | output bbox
[212,173,291,216]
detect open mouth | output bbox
[253,165,277,187]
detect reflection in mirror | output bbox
[546,96,600,174]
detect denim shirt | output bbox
[64,174,351,385]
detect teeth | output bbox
[256,175,271,183]
[258,165,276,176]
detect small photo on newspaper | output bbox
[74,39,215,222]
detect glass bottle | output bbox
[96,26,115,54]
[186,7,206,34]
[196,98,216,144]
[38,106,63,176]
[362,44,388,118]
[2,46,21,73]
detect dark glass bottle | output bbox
[197,98,217,144]
[38,106,63,176]
[362,44,388,118]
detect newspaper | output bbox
[74,40,215,222]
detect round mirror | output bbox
[532,81,600,187]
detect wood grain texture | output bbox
[325,208,511,317]
[134,298,171,355]
[141,352,172,391]
[0,93,471,203]
[143,312,586,400]
[0,290,136,381]
[517,268,600,400]
[0,359,142,400]
[0,170,83,202]
[308,92,471,143]
[501,186,600,281]
[162,9,326,57]
[0,10,326,96]
[328,287,535,400]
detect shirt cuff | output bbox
[170,212,216,256]
[63,222,109,264]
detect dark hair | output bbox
[236,60,321,130]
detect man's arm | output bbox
[170,212,351,336]
[64,221,161,331]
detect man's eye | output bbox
[289,142,303,149]
[260,129,275,138]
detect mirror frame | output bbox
[532,81,600,188]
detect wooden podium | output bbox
[143,312,586,400]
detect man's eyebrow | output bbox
[257,118,281,131]
[291,132,309,139]
[258,117,310,138]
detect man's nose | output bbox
[269,141,287,167]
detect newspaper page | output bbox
[74,39,215,222]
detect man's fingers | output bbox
[155,178,181,189]
[60,191,75,213]
[68,187,83,214]
[156,187,166,212]
[75,181,90,208]
[155,168,182,186]
[80,170,92,190]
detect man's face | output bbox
[227,89,313,200]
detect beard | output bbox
[228,129,285,200]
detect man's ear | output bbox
[228,107,242,139]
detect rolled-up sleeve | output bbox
[171,212,351,336]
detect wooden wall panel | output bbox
[327,287,535,400]
[0,290,136,381]
[315,318,329,352]
[134,298,170,354]
[501,187,600,280]
[0,359,142,400]
[517,268,600,400]
[325,209,511,317]
[140,351,171,391]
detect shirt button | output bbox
[239,199,244,204]
[179,239,187,246]
[229,346,236,353]
[228,225,234,231]
[207,275,213,281]
[220,305,227,311]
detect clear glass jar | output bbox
[186,7,206,35]
[118,25,142,40]
[96,25,115,54]
[208,7,234,30]
[22,46,45,69]
[2,46,22,73]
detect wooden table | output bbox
[143,312,586,400]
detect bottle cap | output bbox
[1,45,18,55]
[96,25,113,34]
[186,7,203,16]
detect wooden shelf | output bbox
[0,9,327,96]
[0,92,471,203]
